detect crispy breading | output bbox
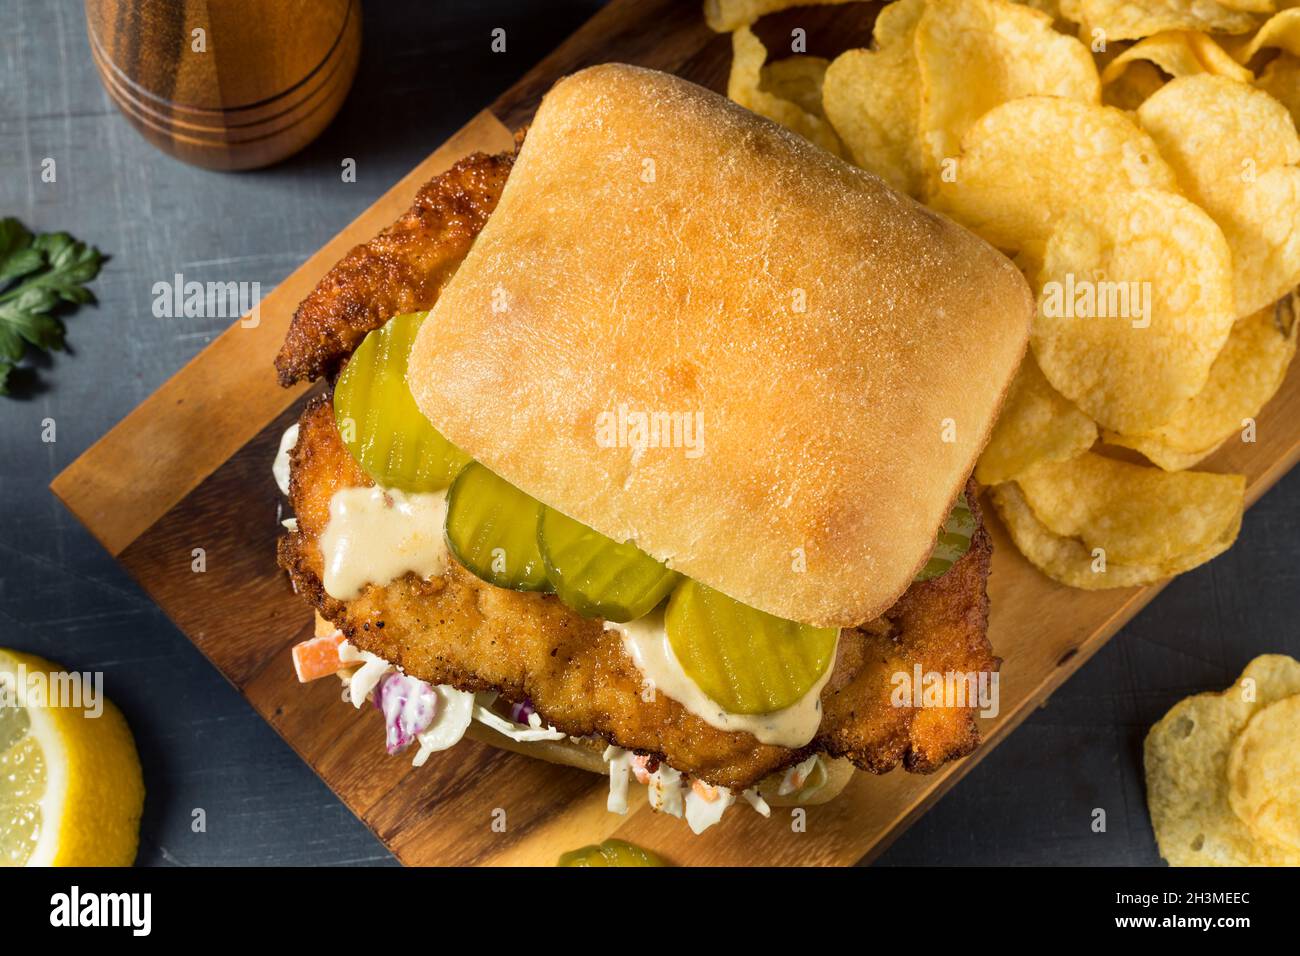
[274,151,514,386]
[278,397,997,789]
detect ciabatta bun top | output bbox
[409,64,1031,626]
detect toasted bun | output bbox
[464,721,853,807]
[409,64,1031,626]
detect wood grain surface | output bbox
[85,0,362,170]
[45,0,1300,865]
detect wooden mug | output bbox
[86,0,362,171]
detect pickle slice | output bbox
[537,507,680,623]
[914,493,977,581]
[333,312,469,492]
[444,462,550,591]
[556,839,666,867]
[665,580,838,715]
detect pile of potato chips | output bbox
[709,0,1300,589]
[1145,655,1300,865]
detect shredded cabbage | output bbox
[777,754,827,799]
[604,746,632,814]
[412,686,476,766]
[473,695,566,743]
[375,672,440,755]
[646,764,685,817]
[272,423,299,497]
[742,788,771,818]
[332,640,773,833]
[340,645,391,708]
[684,782,735,834]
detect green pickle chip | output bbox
[914,493,976,581]
[665,580,838,715]
[333,312,469,492]
[556,839,667,867]
[537,507,680,623]
[445,462,550,592]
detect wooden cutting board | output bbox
[51,0,1300,866]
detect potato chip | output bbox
[1217,0,1280,12]
[914,0,1100,178]
[760,55,831,118]
[1234,8,1300,62]
[1102,59,1167,109]
[1099,30,1254,87]
[704,0,856,31]
[989,480,1240,587]
[823,0,926,194]
[976,354,1098,485]
[1032,189,1235,433]
[1228,695,1300,851]
[1105,296,1298,470]
[728,27,845,156]
[1256,52,1300,129]
[1188,28,1261,76]
[1015,452,1245,565]
[1145,655,1300,867]
[990,483,1148,589]
[932,97,1177,251]
[1138,75,1300,316]
[1014,0,1090,23]
[1079,0,1259,41]
[1011,0,1068,17]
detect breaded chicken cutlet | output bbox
[274,148,1001,793]
[276,150,514,387]
[280,396,997,789]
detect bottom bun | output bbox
[463,721,611,774]
[463,721,854,807]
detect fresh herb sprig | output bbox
[0,217,104,395]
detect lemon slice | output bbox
[0,649,144,867]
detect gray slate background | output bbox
[2,0,1297,867]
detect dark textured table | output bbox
[3,0,1297,867]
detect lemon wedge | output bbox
[0,649,144,866]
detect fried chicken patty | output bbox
[275,148,999,789]
[279,398,998,790]
[275,151,514,386]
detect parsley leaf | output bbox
[0,218,104,395]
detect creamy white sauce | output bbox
[606,610,837,749]
[272,423,299,497]
[319,486,450,600]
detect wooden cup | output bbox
[86,0,362,171]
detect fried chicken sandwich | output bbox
[273,63,1032,833]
